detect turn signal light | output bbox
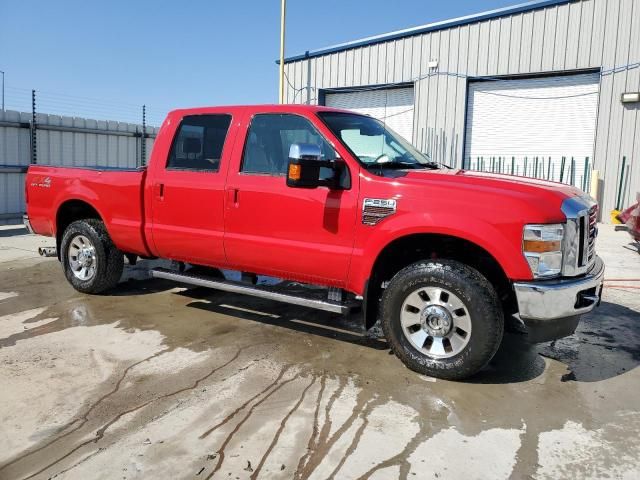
[523,224,564,278]
[522,239,562,253]
[288,163,301,181]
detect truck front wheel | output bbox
[381,260,504,380]
[61,219,124,294]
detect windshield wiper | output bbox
[367,160,438,170]
[424,161,452,169]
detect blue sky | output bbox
[2,0,518,125]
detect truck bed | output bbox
[25,165,151,256]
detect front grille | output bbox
[587,205,597,263]
[578,205,598,268]
[561,196,598,276]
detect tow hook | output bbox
[576,287,602,308]
[38,247,57,257]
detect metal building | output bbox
[282,0,640,220]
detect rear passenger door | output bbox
[150,114,236,265]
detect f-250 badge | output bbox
[362,198,397,225]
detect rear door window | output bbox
[167,114,232,172]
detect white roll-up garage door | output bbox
[464,73,600,179]
[324,87,415,142]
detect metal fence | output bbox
[0,107,159,225]
[466,155,594,193]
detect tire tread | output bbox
[61,219,124,294]
[381,259,504,380]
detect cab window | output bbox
[167,114,232,171]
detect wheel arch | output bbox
[362,232,518,330]
[55,199,105,259]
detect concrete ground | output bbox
[0,225,639,480]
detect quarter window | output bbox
[241,114,337,175]
[167,115,232,171]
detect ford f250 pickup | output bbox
[24,105,605,380]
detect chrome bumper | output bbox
[23,214,35,234]
[513,256,605,322]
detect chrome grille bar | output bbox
[561,195,598,276]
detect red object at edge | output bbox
[618,193,640,242]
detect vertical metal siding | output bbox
[286,0,640,218]
[616,0,639,210]
[0,110,31,225]
[530,10,545,72]
[0,109,158,224]
[565,2,582,69]
[497,16,512,75]
[540,7,557,72]
[506,14,521,74]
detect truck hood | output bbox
[409,168,581,196]
[388,168,589,224]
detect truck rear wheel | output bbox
[61,219,124,294]
[381,259,503,380]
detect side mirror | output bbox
[286,143,345,189]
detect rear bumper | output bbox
[512,256,605,342]
[23,214,35,234]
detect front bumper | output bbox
[512,256,605,342]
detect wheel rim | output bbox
[67,234,97,281]
[400,286,472,359]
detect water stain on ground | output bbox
[1,259,639,479]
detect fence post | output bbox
[141,105,146,166]
[582,157,589,192]
[31,89,37,164]
[135,126,140,167]
[570,157,576,186]
[616,157,627,210]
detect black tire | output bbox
[381,259,504,380]
[61,219,124,294]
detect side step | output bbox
[150,267,354,314]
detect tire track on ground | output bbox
[7,345,255,480]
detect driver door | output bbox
[223,112,359,286]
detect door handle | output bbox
[226,188,239,207]
[155,183,164,199]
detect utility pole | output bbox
[278,0,286,104]
[1,70,5,111]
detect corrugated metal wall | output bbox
[284,0,640,219]
[0,109,158,225]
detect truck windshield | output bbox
[318,112,436,169]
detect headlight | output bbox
[523,224,564,278]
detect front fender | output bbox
[346,211,533,294]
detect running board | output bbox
[150,267,353,314]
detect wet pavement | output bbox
[0,225,639,479]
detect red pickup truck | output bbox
[24,105,604,380]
